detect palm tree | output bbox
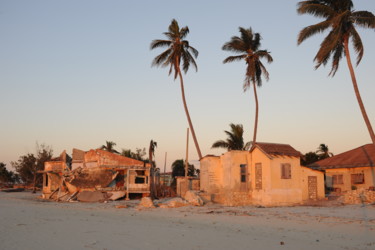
[151,19,202,159]
[316,143,334,160]
[212,123,251,151]
[222,27,273,145]
[297,0,375,145]
[148,140,157,199]
[100,141,119,154]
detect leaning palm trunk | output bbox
[344,37,375,145]
[252,82,259,145]
[177,67,203,159]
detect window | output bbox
[281,164,291,179]
[332,175,343,185]
[135,176,146,184]
[240,164,247,183]
[351,173,364,184]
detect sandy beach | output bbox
[0,191,374,250]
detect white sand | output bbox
[0,192,374,250]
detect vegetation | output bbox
[212,123,250,151]
[0,162,19,185]
[171,159,196,188]
[100,141,119,154]
[297,0,375,145]
[301,143,334,166]
[11,144,53,188]
[151,19,203,159]
[222,27,273,145]
[316,143,334,160]
[121,148,147,161]
[301,152,320,166]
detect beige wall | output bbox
[221,151,250,192]
[251,148,303,206]
[325,167,375,192]
[200,148,326,206]
[200,156,222,194]
[301,167,325,201]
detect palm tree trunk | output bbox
[177,67,203,159]
[252,82,259,145]
[148,151,156,199]
[344,37,375,145]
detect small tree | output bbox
[12,143,53,190]
[0,162,18,185]
[301,152,320,166]
[171,159,196,188]
[121,148,146,161]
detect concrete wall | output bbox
[200,148,326,206]
[301,166,325,201]
[221,151,250,192]
[84,149,145,167]
[250,148,303,206]
[200,156,222,194]
[325,167,375,192]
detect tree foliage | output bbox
[222,27,273,145]
[11,144,53,186]
[211,123,251,151]
[150,19,198,79]
[301,152,320,166]
[316,143,334,160]
[297,0,375,145]
[100,141,119,154]
[297,0,375,76]
[121,148,147,161]
[151,19,203,159]
[171,159,196,178]
[0,162,18,184]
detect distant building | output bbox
[159,172,173,186]
[310,144,375,193]
[200,142,325,206]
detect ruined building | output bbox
[200,142,325,206]
[41,148,150,201]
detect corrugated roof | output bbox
[253,142,302,158]
[310,144,375,169]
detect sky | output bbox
[1,0,375,172]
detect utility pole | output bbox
[164,152,167,174]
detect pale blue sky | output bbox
[1,0,375,171]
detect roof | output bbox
[310,144,375,170]
[251,142,302,158]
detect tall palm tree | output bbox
[297,0,375,145]
[148,139,157,199]
[100,141,119,154]
[222,27,273,145]
[211,123,251,151]
[151,19,202,159]
[316,143,334,160]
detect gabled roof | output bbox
[310,144,375,169]
[251,142,302,158]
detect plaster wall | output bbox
[325,167,375,192]
[221,151,250,192]
[200,156,222,194]
[301,167,325,201]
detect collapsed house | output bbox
[200,142,325,206]
[41,148,150,201]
